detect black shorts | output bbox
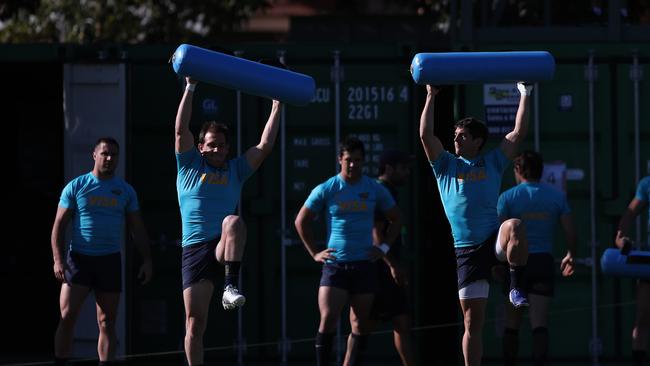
[502,252,555,297]
[65,251,122,292]
[320,261,378,294]
[455,232,500,290]
[182,238,220,290]
[371,262,409,321]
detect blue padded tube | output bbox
[600,248,650,280]
[410,51,555,85]
[171,44,315,106]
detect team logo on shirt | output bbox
[456,159,488,182]
[457,168,487,182]
[338,200,368,211]
[337,192,369,211]
[89,196,118,207]
[201,172,228,185]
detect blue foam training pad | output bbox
[171,44,315,106]
[410,51,555,85]
[600,248,650,280]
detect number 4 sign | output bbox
[542,161,567,193]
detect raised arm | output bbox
[419,85,445,162]
[127,211,153,284]
[559,213,577,276]
[175,77,196,154]
[51,207,74,282]
[244,100,281,171]
[615,197,647,249]
[500,82,532,159]
[294,205,336,263]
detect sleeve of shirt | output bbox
[59,181,76,210]
[430,150,453,179]
[59,182,77,210]
[125,183,140,213]
[234,156,254,182]
[635,177,650,202]
[304,183,326,212]
[176,148,200,172]
[375,183,396,212]
[497,192,508,218]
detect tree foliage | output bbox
[0,0,269,43]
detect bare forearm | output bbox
[510,95,530,141]
[133,230,152,263]
[51,225,65,263]
[617,210,636,236]
[382,253,398,268]
[175,90,194,133]
[257,102,281,154]
[566,233,577,257]
[419,94,435,141]
[175,89,194,136]
[296,223,319,258]
[560,215,577,256]
[419,91,444,161]
[383,222,401,246]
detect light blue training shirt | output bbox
[636,176,650,218]
[430,149,510,248]
[304,174,396,262]
[636,176,650,238]
[176,148,252,246]
[59,172,139,255]
[497,182,571,254]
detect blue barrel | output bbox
[600,248,650,280]
[171,44,315,106]
[410,51,555,85]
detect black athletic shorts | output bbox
[455,231,500,290]
[320,260,378,294]
[182,237,220,290]
[65,251,122,292]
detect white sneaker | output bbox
[222,285,246,310]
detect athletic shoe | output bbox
[222,285,246,310]
[509,288,529,309]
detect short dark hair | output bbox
[514,150,544,180]
[339,136,365,158]
[94,137,119,151]
[454,117,489,150]
[378,149,412,175]
[199,121,230,144]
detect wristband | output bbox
[378,243,390,255]
[186,83,196,92]
[517,82,533,96]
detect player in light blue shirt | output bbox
[59,172,139,255]
[302,174,396,262]
[419,83,532,366]
[175,77,281,366]
[615,175,650,366]
[51,137,152,366]
[497,150,577,366]
[295,137,401,366]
